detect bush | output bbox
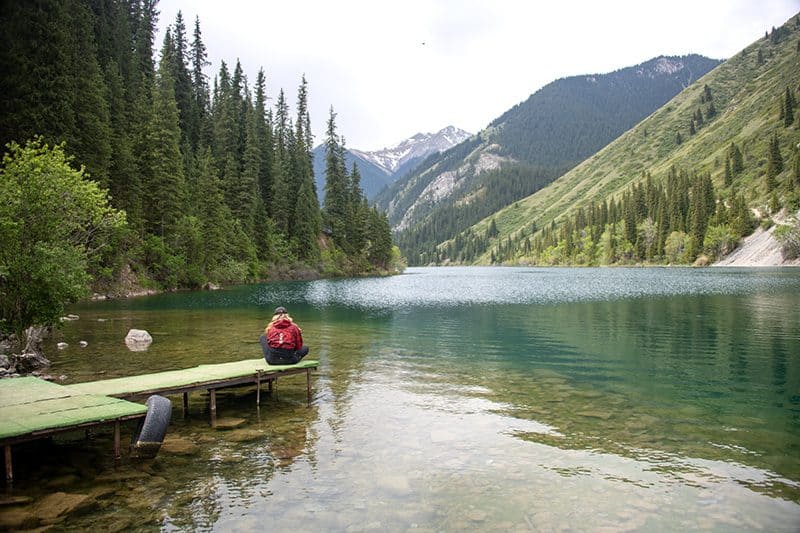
[703,224,738,261]
[664,231,689,264]
[0,139,124,338]
[774,221,800,260]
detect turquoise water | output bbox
[16,267,800,530]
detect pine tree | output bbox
[292,179,322,262]
[167,11,194,150]
[271,89,293,232]
[323,107,349,247]
[729,143,744,175]
[290,75,321,254]
[724,158,733,187]
[784,87,795,126]
[253,69,274,208]
[142,45,187,239]
[346,163,368,255]
[703,84,713,102]
[765,134,783,192]
[66,0,112,186]
[189,15,210,150]
[192,148,228,275]
[0,0,74,149]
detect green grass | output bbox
[461,16,800,264]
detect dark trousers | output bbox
[259,334,309,365]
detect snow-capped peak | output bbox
[352,126,472,175]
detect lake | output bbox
[15,267,800,530]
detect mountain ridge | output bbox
[313,125,471,201]
[351,126,472,176]
[377,54,723,263]
[455,15,800,267]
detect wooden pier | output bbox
[0,358,318,482]
[0,377,147,483]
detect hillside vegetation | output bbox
[380,55,721,265]
[446,15,800,267]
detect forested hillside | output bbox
[448,15,800,267]
[0,0,396,296]
[378,55,721,265]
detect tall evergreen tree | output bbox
[66,0,112,186]
[142,41,187,239]
[166,11,193,149]
[784,87,795,126]
[189,15,210,150]
[271,89,293,232]
[766,133,783,192]
[323,108,349,248]
[253,69,274,208]
[193,147,229,276]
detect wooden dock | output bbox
[65,358,319,420]
[0,377,148,482]
[0,358,318,482]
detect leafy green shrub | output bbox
[774,221,800,260]
[703,224,738,261]
[664,231,690,264]
[0,139,124,338]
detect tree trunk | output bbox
[12,326,51,374]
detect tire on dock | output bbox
[131,395,172,459]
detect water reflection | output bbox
[16,267,800,529]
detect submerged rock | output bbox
[160,436,200,455]
[31,491,93,522]
[214,417,247,430]
[0,509,39,530]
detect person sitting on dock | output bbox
[260,306,310,365]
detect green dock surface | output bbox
[0,377,147,441]
[65,359,319,398]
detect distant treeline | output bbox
[0,0,396,291]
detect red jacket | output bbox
[267,318,303,350]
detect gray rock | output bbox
[124,329,153,351]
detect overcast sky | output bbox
[155,0,799,151]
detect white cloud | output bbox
[156,0,800,150]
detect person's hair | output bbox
[265,313,293,333]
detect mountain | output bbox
[351,126,472,176]
[313,126,472,202]
[448,15,800,266]
[375,54,723,264]
[312,145,392,202]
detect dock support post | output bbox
[183,393,189,417]
[113,421,121,465]
[256,374,261,406]
[209,389,217,427]
[4,445,12,484]
[306,368,312,404]
[268,378,273,394]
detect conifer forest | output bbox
[0,0,397,297]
